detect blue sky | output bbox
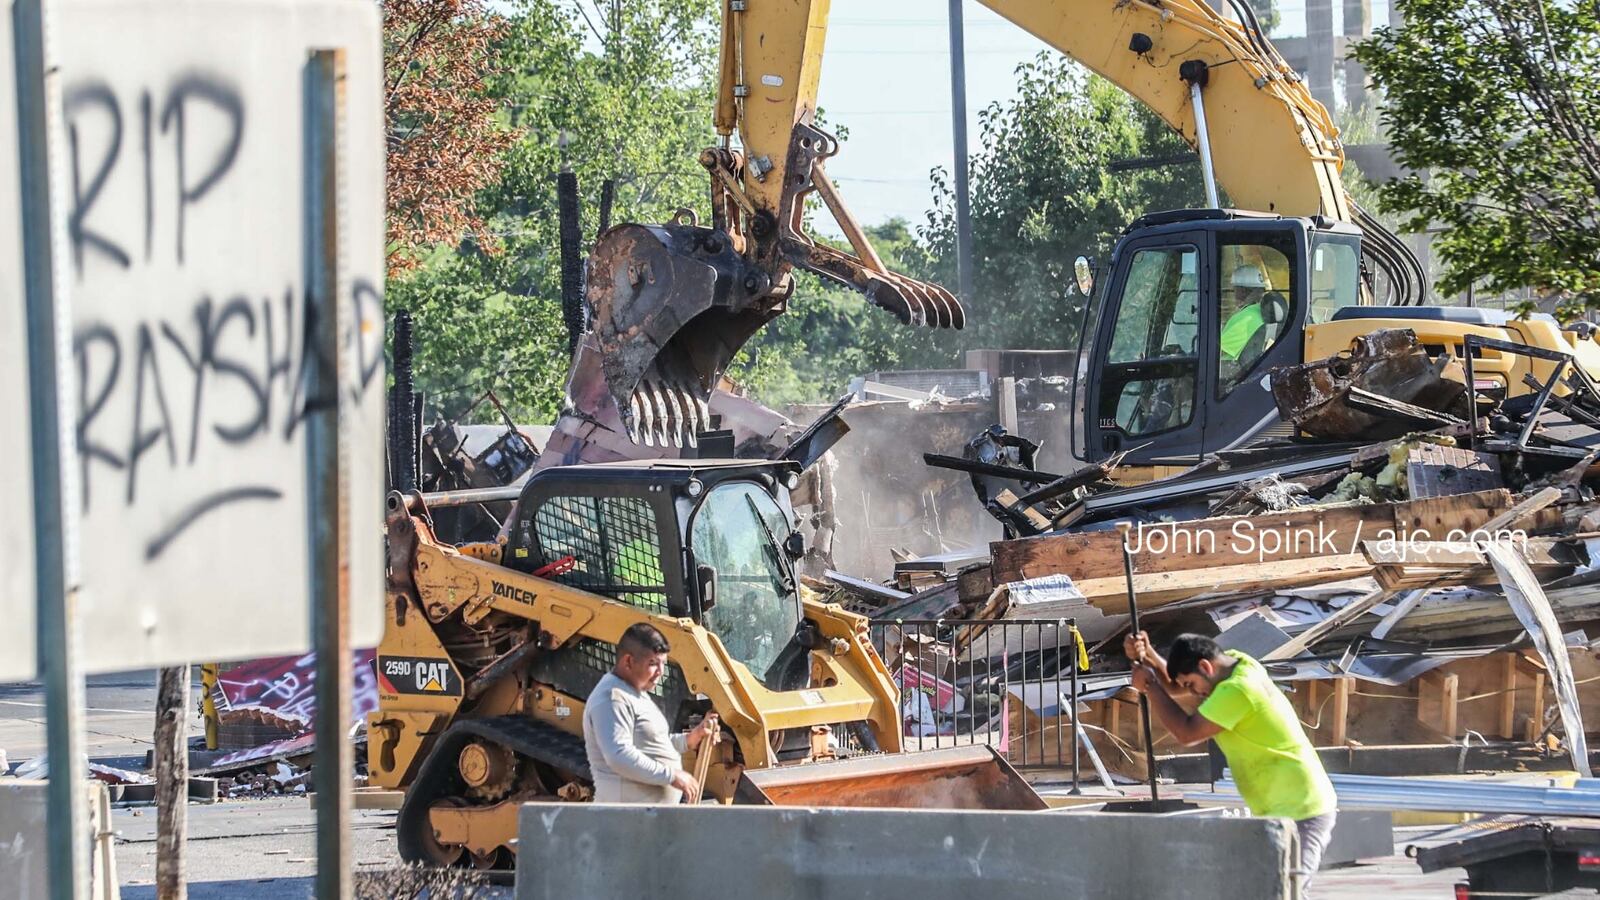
[814,0,1390,236]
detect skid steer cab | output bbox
[371,458,1041,868]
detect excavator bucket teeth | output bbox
[580,222,781,448]
[735,745,1047,811]
[792,239,966,333]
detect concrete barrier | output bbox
[516,804,1296,899]
[0,779,118,900]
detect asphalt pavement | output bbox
[0,669,1487,897]
[0,669,204,769]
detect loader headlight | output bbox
[685,478,705,498]
[783,471,799,490]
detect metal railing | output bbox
[869,617,1081,789]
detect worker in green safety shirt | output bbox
[1220,264,1268,355]
[1219,264,1287,390]
[1126,631,1338,890]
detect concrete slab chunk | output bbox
[516,804,1296,899]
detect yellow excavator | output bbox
[373,0,1600,867]
[536,0,1600,477]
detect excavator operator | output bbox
[1220,265,1288,390]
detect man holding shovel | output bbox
[1125,631,1338,885]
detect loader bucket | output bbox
[734,745,1047,811]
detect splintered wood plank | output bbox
[1407,444,1503,498]
[1362,538,1567,568]
[990,488,1543,587]
[1075,553,1373,612]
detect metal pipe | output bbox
[17,0,90,894]
[1212,773,1600,817]
[1121,526,1161,803]
[1190,81,1221,208]
[305,48,353,900]
[947,0,974,302]
[417,485,523,508]
[1068,618,1081,794]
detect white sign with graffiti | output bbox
[3,0,387,674]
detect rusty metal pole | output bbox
[154,665,189,900]
[16,0,89,896]
[946,0,974,303]
[305,47,352,900]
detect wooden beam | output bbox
[1306,680,1321,742]
[1525,671,1547,742]
[1331,678,1352,746]
[1499,653,1519,740]
[1481,486,1562,533]
[1442,673,1459,738]
[1263,586,1401,661]
[991,487,1558,588]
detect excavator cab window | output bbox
[1309,234,1362,323]
[1216,237,1296,397]
[1100,245,1199,437]
[689,481,803,687]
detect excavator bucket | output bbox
[581,221,781,450]
[735,745,1048,811]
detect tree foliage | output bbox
[387,0,718,423]
[385,17,1207,419]
[383,0,518,274]
[731,57,1204,407]
[1352,0,1600,308]
[919,57,1202,354]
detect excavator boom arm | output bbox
[544,0,1361,466]
[978,0,1349,220]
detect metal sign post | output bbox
[14,0,88,896]
[305,47,352,900]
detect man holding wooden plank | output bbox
[1126,631,1338,887]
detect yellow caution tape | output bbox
[1070,624,1090,673]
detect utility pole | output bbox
[305,47,353,900]
[947,0,975,304]
[17,0,90,896]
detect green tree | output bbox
[1351,0,1600,310]
[733,57,1207,408]
[729,219,943,407]
[389,0,718,424]
[919,57,1202,357]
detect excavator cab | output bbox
[1072,210,1365,470]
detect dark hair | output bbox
[618,622,670,660]
[1165,634,1224,677]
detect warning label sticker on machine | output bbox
[377,656,462,696]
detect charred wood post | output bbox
[388,311,418,493]
[154,665,189,900]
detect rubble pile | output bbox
[825,329,1600,773]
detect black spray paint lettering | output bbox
[74,281,384,517]
[63,73,381,562]
[63,74,245,277]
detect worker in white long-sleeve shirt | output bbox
[583,622,719,803]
